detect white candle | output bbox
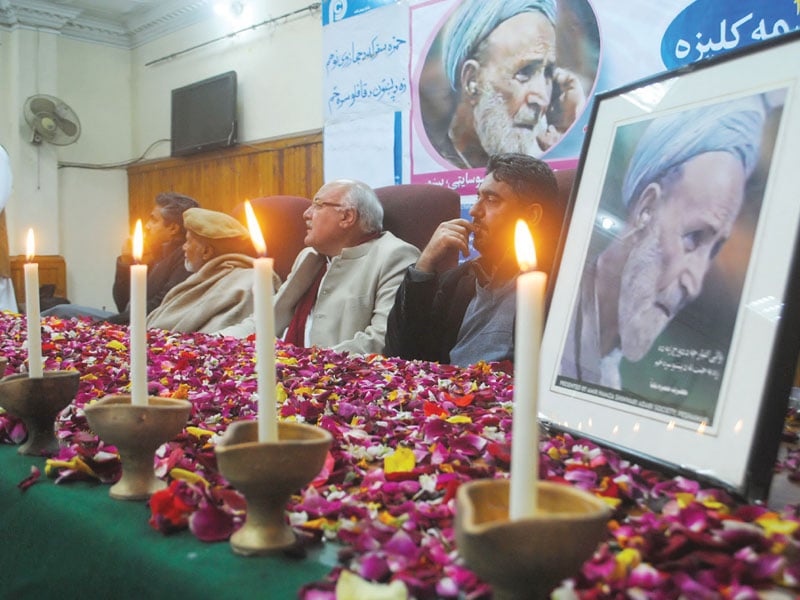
[129,220,148,406]
[244,201,278,442]
[24,229,43,378]
[509,220,546,520]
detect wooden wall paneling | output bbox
[127,132,323,226]
[9,255,67,307]
[283,144,311,198]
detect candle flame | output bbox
[244,201,267,256]
[25,228,36,261]
[132,220,144,263]
[514,220,537,272]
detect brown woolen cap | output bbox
[183,208,249,240]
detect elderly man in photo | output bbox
[560,95,768,389]
[219,179,420,355]
[442,0,585,168]
[385,153,559,366]
[147,207,275,334]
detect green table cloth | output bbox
[0,445,337,599]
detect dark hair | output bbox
[486,153,559,206]
[155,192,199,233]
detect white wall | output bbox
[1,29,131,308]
[131,0,323,159]
[1,0,323,309]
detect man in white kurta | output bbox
[219,180,419,355]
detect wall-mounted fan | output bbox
[23,94,81,146]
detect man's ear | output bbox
[338,206,358,229]
[201,242,216,261]
[524,202,543,227]
[460,59,480,103]
[166,221,181,238]
[631,182,659,230]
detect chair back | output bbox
[231,195,311,281]
[374,184,461,270]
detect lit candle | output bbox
[24,229,43,378]
[244,201,278,443]
[129,220,148,406]
[509,220,547,520]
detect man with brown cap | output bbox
[43,191,199,323]
[147,207,279,334]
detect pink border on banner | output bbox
[410,158,580,196]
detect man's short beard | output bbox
[184,259,196,273]
[473,87,545,158]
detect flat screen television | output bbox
[171,71,238,157]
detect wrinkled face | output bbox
[145,206,177,247]
[469,172,534,265]
[472,12,555,156]
[303,183,350,255]
[182,230,211,273]
[618,152,746,361]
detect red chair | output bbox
[231,195,311,281]
[374,184,461,271]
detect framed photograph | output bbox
[539,30,800,501]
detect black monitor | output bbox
[171,71,238,157]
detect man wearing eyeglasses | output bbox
[220,179,419,355]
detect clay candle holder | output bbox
[456,479,612,600]
[215,420,332,556]
[0,370,80,455]
[84,394,192,500]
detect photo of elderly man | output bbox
[557,90,785,422]
[417,0,599,169]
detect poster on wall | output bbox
[322,0,411,184]
[322,0,800,192]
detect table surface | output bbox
[0,444,337,599]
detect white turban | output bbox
[443,0,557,91]
[622,95,766,206]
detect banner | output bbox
[322,0,800,193]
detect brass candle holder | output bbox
[84,394,192,500]
[455,479,612,600]
[0,370,80,455]
[215,420,332,556]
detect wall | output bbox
[130,0,323,161]
[1,29,131,309]
[0,0,324,309]
[126,132,323,219]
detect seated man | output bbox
[384,153,559,366]
[146,207,276,334]
[44,192,198,323]
[219,179,420,355]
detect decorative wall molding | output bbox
[0,0,214,49]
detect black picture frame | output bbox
[539,30,800,501]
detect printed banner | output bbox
[323,1,411,123]
[322,0,800,193]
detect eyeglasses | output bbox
[311,198,346,210]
